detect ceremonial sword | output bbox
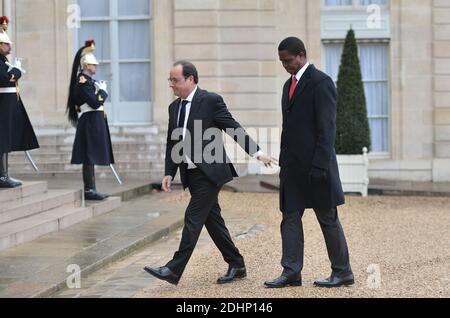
[24,151,39,172]
[110,164,123,185]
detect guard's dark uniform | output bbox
[70,73,114,166]
[66,40,115,200]
[0,55,39,155]
[0,47,39,188]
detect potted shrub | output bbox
[335,29,371,196]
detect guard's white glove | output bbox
[5,62,12,72]
[95,80,108,94]
[14,58,22,69]
[6,58,26,74]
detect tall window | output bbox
[324,42,390,153]
[77,0,153,124]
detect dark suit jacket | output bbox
[279,64,345,212]
[165,87,260,188]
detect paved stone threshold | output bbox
[0,189,185,298]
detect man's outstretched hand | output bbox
[257,154,279,168]
[162,176,173,192]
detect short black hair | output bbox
[173,60,199,84]
[278,37,307,58]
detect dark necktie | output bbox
[178,100,189,128]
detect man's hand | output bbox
[257,154,278,168]
[162,176,173,193]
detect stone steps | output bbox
[27,142,165,153]
[0,198,121,251]
[0,181,122,251]
[32,136,164,146]
[33,125,160,137]
[86,197,122,217]
[0,181,48,204]
[0,206,91,251]
[0,189,82,224]
[11,170,165,182]
[8,125,167,179]
[9,151,165,163]
[11,161,162,172]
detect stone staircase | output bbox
[9,125,166,181]
[0,181,121,251]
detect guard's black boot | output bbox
[0,153,21,188]
[83,164,109,201]
[84,189,109,201]
[6,154,22,187]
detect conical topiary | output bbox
[335,29,371,154]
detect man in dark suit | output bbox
[264,37,354,288]
[144,60,274,285]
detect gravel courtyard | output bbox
[136,192,449,298]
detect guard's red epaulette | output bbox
[79,75,87,84]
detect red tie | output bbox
[289,75,298,100]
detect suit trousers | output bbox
[281,207,352,278]
[166,168,245,276]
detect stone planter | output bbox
[337,147,369,197]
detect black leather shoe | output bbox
[217,267,246,284]
[264,275,302,288]
[144,266,180,285]
[9,177,22,187]
[84,190,109,201]
[314,274,355,288]
[0,176,20,188]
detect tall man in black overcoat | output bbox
[264,37,354,288]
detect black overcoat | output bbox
[279,65,345,212]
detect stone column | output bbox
[382,0,434,181]
[13,0,71,127]
[432,0,450,181]
[153,0,175,126]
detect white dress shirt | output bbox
[295,61,310,84]
[177,86,198,169]
[294,61,310,84]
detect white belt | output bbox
[0,87,17,93]
[78,104,104,117]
